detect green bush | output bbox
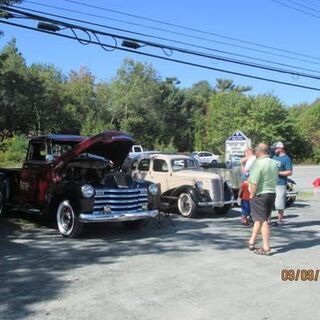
[0,135,28,167]
[313,147,320,164]
[153,139,178,153]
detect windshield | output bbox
[171,158,199,171]
[51,141,79,158]
[133,146,142,152]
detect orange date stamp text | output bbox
[281,269,319,281]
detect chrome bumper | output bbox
[79,210,158,223]
[198,199,233,208]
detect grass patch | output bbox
[298,191,315,200]
[0,161,22,168]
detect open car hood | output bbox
[55,130,133,169]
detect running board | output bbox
[8,205,42,214]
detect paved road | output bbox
[292,165,320,192]
[0,166,319,320]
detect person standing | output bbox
[238,176,252,226]
[272,142,293,225]
[247,143,278,255]
[240,147,256,177]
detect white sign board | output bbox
[225,131,251,162]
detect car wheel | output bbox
[177,193,196,218]
[0,190,7,217]
[215,204,232,215]
[211,159,218,164]
[56,200,83,238]
[286,182,296,208]
[286,196,296,208]
[123,219,145,230]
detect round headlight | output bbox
[148,183,159,195]
[81,184,95,198]
[195,181,204,192]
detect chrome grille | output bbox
[211,179,224,203]
[93,188,148,215]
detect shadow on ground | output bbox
[289,202,311,208]
[0,201,319,319]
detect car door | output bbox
[202,152,213,163]
[19,141,52,207]
[197,152,205,164]
[132,158,150,180]
[148,159,169,193]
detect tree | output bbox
[81,82,115,135]
[63,66,97,134]
[0,40,70,136]
[0,0,23,37]
[215,78,252,93]
[158,82,198,151]
[289,101,320,162]
[0,39,31,135]
[202,91,252,153]
[0,0,22,4]
[189,81,214,150]
[199,92,308,160]
[108,58,163,148]
[27,63,67,134]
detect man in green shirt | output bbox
[247,143,278,256]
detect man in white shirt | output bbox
[240,147,256,176]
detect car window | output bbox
[203,152,211,157]
[133,146,142,152]
[153,159,168,172]
[172,158,198,171]
[138,159,150,171]
[28,142,48,161]
[52,142,74,157]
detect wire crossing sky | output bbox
[1,0,320,105]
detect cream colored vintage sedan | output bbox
[130,153,233,218]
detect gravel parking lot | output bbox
[1,166,319,320]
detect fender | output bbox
[48,182,94,215]
[287,178,296,185]
[167,185,201,205]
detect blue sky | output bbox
[1,0,320,106]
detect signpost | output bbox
[225,130,251,162]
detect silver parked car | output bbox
[191,151,220,165]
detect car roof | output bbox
[197,151,213,153]
[137,153,194,160]
[30,134,86,143]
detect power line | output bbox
[62,0,320,62]
[304,0,320,9]
[1,19,320,92]
[14,4,320,76]
[286,0,320,14]
[22,0,320,66]
[5,5,320,81]
[271,0,320,20]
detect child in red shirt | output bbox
[238,179,252,226]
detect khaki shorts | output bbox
[275,185,286,210]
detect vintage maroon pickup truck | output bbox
[0,131,159,238]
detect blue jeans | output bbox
[241,199,251,216]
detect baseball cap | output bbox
[274,141,284,149]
